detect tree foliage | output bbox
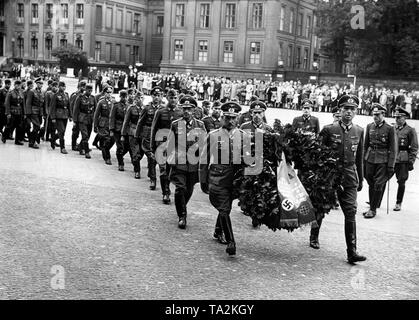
[51,44,89,77]
[316,0,419,76]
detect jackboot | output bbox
[220,214,236,255]
[178,213,187,229]
[345,221,367,264]
[309,218,322,249]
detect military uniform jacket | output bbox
[202,116,222,133]
[135,103,159,139]
[166,118,206,172]
[320,122,364,187]
[93,98,113,135]
[44,90,55,115]
[0,88,9,113]
[122,104,142,136]
[199,127,250,187]
[395,123,418,164]
[69,90,83,117]
[238,112,252,126]
[364,121,397,167]
[49,91,70,120]
[150,104,183,151]
[73,94,96,124]
[292,115,320,134]
[5,89,24,116]
[240,121,272,134]
[109,100,127,133]
[25,88,45,116]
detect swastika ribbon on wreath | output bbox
[277,154,316,228]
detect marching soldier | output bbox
[92,85,111,150]
[392,107,418,211]
[166,95,206,228]
[363,103,397,218]
[121,89,145,178]
[70,80,87,151]
[292,98,320,134]
[73,84,96,159]
[135,86,164,190]
[2,80,25,145]
[22,80,34,143]
[202,100,222,133]
[150,89,183,203]
[49,81,70,154]
[200,101,249,256]
[240,100,273,228]
[93,86,114,165]
[42,80,58,144]
[110,90,131,171]
[44,81,60,147]
[0,79,12,138]
[309,95,366,264]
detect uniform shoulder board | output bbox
[196,119,205,125]
[202,115,211,121]
[172,118,182,125]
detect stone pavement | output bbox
[0,77,417,300]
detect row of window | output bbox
[95,6,147,34]
[278,43,311,70]
[94,42,140,64]
[14,36,83,60]
[172,39,311,69]
[173,40,262,64]
[17,3,84,25]
[173,2,312,37]
[174,3,263,29]
[279,5,312,37]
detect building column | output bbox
[24,0,30,59]
[38,0,45,60]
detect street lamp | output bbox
[347,74,357,88]
[11,37,15,59]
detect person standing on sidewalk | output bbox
[363,103,397,219]
[392,107,418,211]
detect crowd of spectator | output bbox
[6,63,60,82]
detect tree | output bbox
[316,0,382,74]
[51,44,89,77]
[316,0,419,76]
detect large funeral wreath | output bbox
[233,120,343,231]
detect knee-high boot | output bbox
[309,218,323,249]
[345,221,367,264]
[220,214,236,255]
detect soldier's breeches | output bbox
[209,185,233,217]
[27,115,41,144]
[4,115,23,142]
[129,136,144,172]
[159,163,170,195]
[0,113,7,133]
[337,186,357,223]
[79,122,92,152]
[72,123,80,147]
[395,163,409,203]
[100,135,114,161]
[365,162,388,191]
[170,169,199,217]
[54,119,68,149]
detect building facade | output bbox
[0,0,164,71]
[160,0,321,80]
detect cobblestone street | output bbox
[0,78,418,300]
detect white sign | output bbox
[309,76,317,80]
[66,68,74,77]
